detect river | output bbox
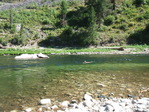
[0,54,149,111]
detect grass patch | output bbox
[0,47,112,55]
[0,45,148,55]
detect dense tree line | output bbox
[57,0,111,46]
[57,0,149,47]
[0,0,148,47]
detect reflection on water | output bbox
[0,54,149,111]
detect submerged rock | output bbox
[15,53,49,60]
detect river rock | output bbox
[83,93,93,101]
[71,100,78,104]
[96,83,106,88]
[39,99,51,105]
[137,99,148,105]
[60,101,70,109]
[16,24,21,32]
[51,105,59,111]
[57,110,65,112]
[105,104,114,111]
[24,108,32,112]
[15,53,49,60]
[37,53,49,58]
[10,110,18,112]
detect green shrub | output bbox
[135,15,144,21]
[123,0,133,7]
[144,11,149,19]
[99,24,108,31]
[68,0,82,6]
[42,19,51,25]
[104,15,115,26]
[4,23,11,29]
[133,0,147,6]
[128,22,135,27]
[9,37,22,45]
[26,2,38,9]
[10,24,16,33]
[0,37,7,46]
[119,23,128,31]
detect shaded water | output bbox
[0,54,149,111]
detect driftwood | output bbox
[103,47,124,51]
[111,47,124,51]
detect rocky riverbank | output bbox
[11,93,149,112]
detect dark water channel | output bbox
[0,54,149,111]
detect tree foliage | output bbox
[133,0,147,7]
[60,0,68,27]
[85,0,108,25]
[9,9,13,28]
[85,6,98,46]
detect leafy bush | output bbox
[135,15,144,21]
[42,19,51,25]
[0,37,8,46]
[4,23,11,29]
[123,0,133,7]
[26,2,38,9]
[127,24,149,45]
[99,24,108,31]
[144,11,149,19]
[9,36,24,45]
[104,15,115,26]
[10,24,16,33]
[119,23,128,31]
[133,0,147,6]
[68,0,82,6]
[128,22,135,27]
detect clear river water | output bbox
[0,54,149,111]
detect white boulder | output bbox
[83,93,93,101]
[24,108,32,112]
[37,53,49,58]
[15,53,49,60]
[39,99,51,105]
[60,101,70,109]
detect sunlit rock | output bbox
[51,105,59,111]
[60,101,70,109]
[39,99,51,105]
[37,53,49,58]
[24,108,32,112]
[15,53,49,60]
[83,93,93,101]
[10,110,18,112]
[96,83,106,88]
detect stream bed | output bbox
[0,54,149,111]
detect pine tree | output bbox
[85,6,98,46]
[85,0,108,25]
[95,0,107,25]
[9,9,13,28]
[60,0,68,27]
